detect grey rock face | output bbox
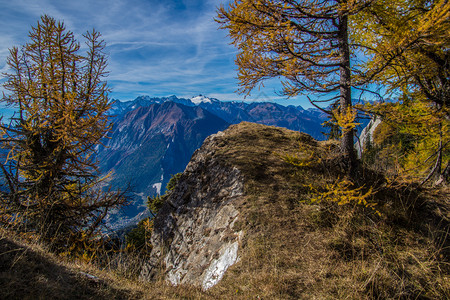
[140,131,244,290]
[355,116,382,158]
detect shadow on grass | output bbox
[0,238,133,300]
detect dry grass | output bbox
[203,122,449,299]
[1,122,449,299]
[0,228,146,299]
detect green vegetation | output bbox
[147,172,182,215]
[125,218,153,254]
[358,99,449,185]
[124,173,182,253]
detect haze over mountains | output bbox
[96,95,329,228]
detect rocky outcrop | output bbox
[140,130,245,290]
[355,116,382,158]
[139,122,319,290]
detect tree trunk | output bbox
[338,7,356,175]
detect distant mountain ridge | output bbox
[110,95,328,138]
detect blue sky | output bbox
[0,0,312,107]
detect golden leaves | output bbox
[361,100,449,182]
[352,0,450,101]
[282,147,317,167]
[333,106,360,137]
[307,179,380,215]
[216,0,351,96]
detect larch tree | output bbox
[353,0,449,113]
[0,15,128,247]
[217,0,374,174]
[352,0,450,183]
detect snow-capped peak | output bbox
[191,95,212,105]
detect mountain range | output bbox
[96,95,330,229]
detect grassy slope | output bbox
[1,122,449,299]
